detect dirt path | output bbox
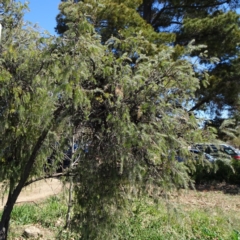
[0,178,64,209]
[1,179,240,213]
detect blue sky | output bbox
[19,1,240,37]
[19,0,61,35]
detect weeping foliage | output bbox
[0,3,56,185]
[53,2,212,238]
[0,1,218,239]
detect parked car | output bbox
[176,148,215,163]
[194,143,240,160]
[219,144,240,160]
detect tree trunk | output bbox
[0,106,63,239]
[0,129,49,240]
[65,175,73,229]
[142,0,153,23]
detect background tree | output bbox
[56,0,240,117]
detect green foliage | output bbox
[182,11,240,59]
[2,0,236,238]
[192,159,240,185]
[56,0,175,44]
[0,1,113,237]
[50,2,223,237]
[231,230,240,240]
[56,0,240,116]
[0,0,104,187]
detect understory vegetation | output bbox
[3,193,240,240]
[193,159,240,185]
[1,0,240,238]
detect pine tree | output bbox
[56,0,240,116]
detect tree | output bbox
[56,0,240,116]
[55,1,212,238]
[0,1,216,239]
[0,2,63,238]
[0,1,105,239]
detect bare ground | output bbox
[1,179,240,212]
[169,183,240,213]
[0,178,64,210]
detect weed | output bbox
[1,193,240,239]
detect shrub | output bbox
[192,159,240,185]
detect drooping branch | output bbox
[24,171,76,188]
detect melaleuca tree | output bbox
[0,1,105,239]
[0,1,221,239]
[53,2,212,238]
[56,0,240,117]
[0,2,62,238]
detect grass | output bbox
[1,191,240,239]
[115,197,240,240]
[10,196,67,228]
[0,195,68,239]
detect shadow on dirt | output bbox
[195,182,240,195]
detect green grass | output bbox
[114,198,240,240]
[1,194,240,239]
[9,195,67,228]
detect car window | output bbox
[224,147,236,155]
[210,145,218,152]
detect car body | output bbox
[219,144,240,160]
[194,143,240,160]
[176,148,215,163]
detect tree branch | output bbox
[188,96,211,112]
[151,1,229,27]
[24,171,76,188]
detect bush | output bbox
[192,159,240,185]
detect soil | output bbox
[0,178,65,210]
[169,183,240,213]
[1,180,240,212]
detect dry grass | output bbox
[171,187,240,212]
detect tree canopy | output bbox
[0,0,237,239]
[56,0,240,117]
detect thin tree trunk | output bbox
[0,106,64,240]
[65,176,73,229]
[0,129,49,240]
[65,133,75,228]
